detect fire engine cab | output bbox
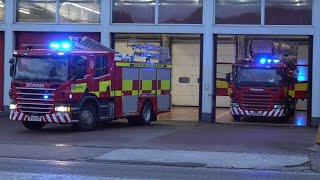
[9,37,172,131]
[225,40,307,121]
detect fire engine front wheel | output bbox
[78,104,98,131]
[22,121,45,130]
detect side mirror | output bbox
[9,58,14,64]
[9,58,15,77]
[226,73,231,83]
[10,64,14,77]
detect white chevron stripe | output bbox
[278,109,284,117]
[57,113,65,123]
[233,107,239,115]
[46,114,52,123]
[18,113,23,121]
[239,108,244,115]
[65,113,71,123]
[274,109,280,117]
[268,110,274,116]
[10,111,13,119]
[263,111,268,116]
[13,112,18,120]
[245,110,249,115]
[52,114,59,123]
[230,107,234,115]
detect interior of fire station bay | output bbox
[0,0,320,127]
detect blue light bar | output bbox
[273,59,280,63]
[267,59,272,63]
[49,41,72,51]
[44,95,49,99]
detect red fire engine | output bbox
[224,40,307,121]
[9,37,172,131]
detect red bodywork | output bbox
[9,48,171,124]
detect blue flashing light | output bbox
[49,42,60,49]
[44,95,49,99]
[260,58,266,64]
[58,52,64,56]
[61,41,71,49]
[273,59,280,63]
[267,59,272,63]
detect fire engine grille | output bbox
[15,87,55,116]
[240,91,273,111]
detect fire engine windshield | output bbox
[234,67,283,87]
[14,57,68,82]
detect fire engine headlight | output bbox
[231,102,240,107]
[10,104,17,110]
[55,106,71,112]
[274,105,285,109]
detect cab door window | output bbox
[95,56,108,77]
[71,56,87,79]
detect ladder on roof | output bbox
[127,42,171,63]
[69,36,119,54]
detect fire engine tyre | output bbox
[233,115,241,121]
[78,104,98,131]
[140,101,155,125]
[22,121,45,130]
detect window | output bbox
[16,0,56,22]
[265,0,312,25]
[16,0,101,23]
[72,56,86,79]
[215,0,261,24]
[158,0,202,24]
[95,56,108,77]
[112,0,155,23]
[0,0,4,22]
[59,0,100,23]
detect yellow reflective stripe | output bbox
[289,90,295,98]
[142,80,152,90]
[132,90,139,96]
[122,80,133,91]
[161,80,170,90]
[90,91,100,97]
[216,80,228,88]
[157,90,161,95]
[110,90,122,97]
[71,83,87,93]
[228,88,232,95]
[295,83,307,91]
[151,90,156,94]
[99,80,111,92]
[116,62,172,68]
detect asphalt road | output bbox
[0,158,319,180]
[0,115,319,178]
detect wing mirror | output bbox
[9,58,15,77]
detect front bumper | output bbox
[9,110,76,124]
[230,107,286,117]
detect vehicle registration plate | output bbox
[249,112,262,116]
[29,116,41,122]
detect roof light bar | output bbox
[49,41,72,51]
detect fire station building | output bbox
[0,0,319,126]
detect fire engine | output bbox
[224,40,307,121]
[8,37,172,131]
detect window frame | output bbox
[15,0,101,24]
[94,55,108,78]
